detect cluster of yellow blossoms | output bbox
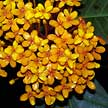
[0,0,106,106]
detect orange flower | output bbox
[0,46,16,68]
[5,28,24,42]
[62,9,79,29]
[76,45,94,62]
[44,63,63,85]
[55,77,72,99]
[48,30,74,48]
[20,85,37,105]
[37,86,56,105]
[16,50,33,66]
[92,46,105,60]
[17,67,38,84]
[35,0,59,20]
[2,18,19,32]
[12,1,32,18]
[49,45,65,63]
[56,0,81,8]
[37,44,51,65]
[49,12,66,35]
[22,30,40,52]
[73,21,94,46]
[0,3,13,22]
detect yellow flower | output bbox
[12,1,32,18]
[56,0,81,8]
[0,41,24,67]
[62,9,79,29]
[0,47,16,68]
[37,86,56,105]
[16,50,32,66]
[11,40,24,61]
[17,68,37,84]
[20,85,37,106]
[74,20,94,46]
[48,30,74,48]
[22,30,41,52]
[49,45,65,63]
[76,45,94,62]
[44,63,63,85]
[5,28,24,42]
[0,3,13,22]
[56,77,72,98]
[2,18,19,32]
[35,0,59,20]
[38,45,52,65]
[91,46,105,60]
[49,12,66,35]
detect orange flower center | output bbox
[20,7,25,14]
[8,20,13,26]
[56,49,64,56]
[28,92,33,98]
[5,55,11,61]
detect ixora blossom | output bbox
[0,0,106,106]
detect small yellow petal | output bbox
[58,56,67,65]
[29,97,36,106]
[58,1,65,8]
[55,72,63,80]
[57,64,65,70]
[45,96,56,105]
[66,67,73,74]
[84,33,93,39]
[54,85,62,92]
[75,85,84,94]
[16,18,25,24]
[87,81,96,90]
[96,46,105,53]
[20,93,28,101]
[86,62,95,69]
[9,79,15,85]
[62,89,69,98]
[68,60,75,69]
[64,49,71,57]
[78,28,84,37]
[30,75,38,83]
[0,69,7,77]
[70,74,79,83]
[92,51,101,60]
[10,60,16,68]
[48,76,54,85]
[46,6,53,12]
[25,85,32,92]
[49,20,58,27]
[56,94,64,101]
[25,10,34,20]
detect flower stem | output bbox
[37,19,41,35]
[43,20,48,37]
[33,0,36,7]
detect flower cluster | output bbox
[0,0,106,106]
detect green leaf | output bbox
[68,80,108,108]
[79,0,108,43]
